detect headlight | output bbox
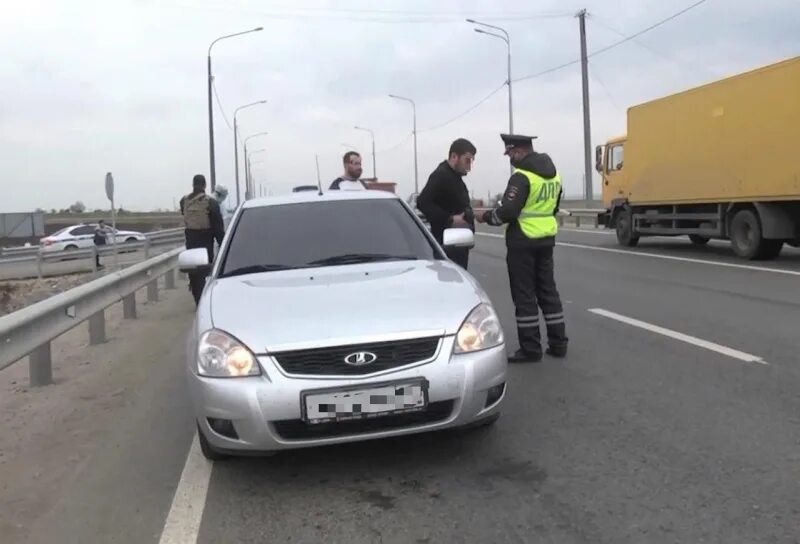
[454,303,504,354]
[197,329,261,377]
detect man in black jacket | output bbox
[416,138,477,269]
[477,134,568,363]
[179,174,225,305]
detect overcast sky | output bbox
[1,0,798,212]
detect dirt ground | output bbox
[0,274,96,316]
[0,283,192,543]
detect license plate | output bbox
[301,379,428,425]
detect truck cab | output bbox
[596,136,627,209]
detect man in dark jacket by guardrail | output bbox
[180,174,225,305]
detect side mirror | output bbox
[595,145,603,173]
[178,247,211,273]
[443,227,475,249]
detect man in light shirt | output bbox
[329,151,368,190]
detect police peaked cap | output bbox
[500,133,537,153]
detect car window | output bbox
[71,226,95,236]
[220,199,441,275]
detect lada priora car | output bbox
[178,189,508,460]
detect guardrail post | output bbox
[37,251,43,280]
[123,293,137,319]
[558,216,564,227]
[147,278,159,302]
[165,268,176,290]
[576,216,582,228]
[594,215,599,228]
[29,343,53,387]
[144,239,151,259]
[89,310,107,344]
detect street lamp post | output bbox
[388,94,418,194]
[233,100,267,206]
[243,132,268,200]
[467,19,513,137]
[246,149,267,198]
[207,26,263,192]
[354,125,377,180]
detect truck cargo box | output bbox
[622,56,800,205]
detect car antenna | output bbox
[315,154,323,196]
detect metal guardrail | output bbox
[0,246,185,387]
[0,227,185,260]
[0,229,186,280]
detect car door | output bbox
[69,226,97,248]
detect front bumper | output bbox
[188,336,507,453]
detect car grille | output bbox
[271,337,441,376]
[272,400,455,440]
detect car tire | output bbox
[65,244,78,250]
[197,424,229,461]
[688,234,709,245]
[730,209,763,260]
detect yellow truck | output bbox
[595,55,800,260]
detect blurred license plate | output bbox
[302,380,428,424]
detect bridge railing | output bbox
[0,228,186,279]
[0,246,184,387]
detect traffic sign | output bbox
[105,172,114,201]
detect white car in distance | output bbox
[39,224,146,253]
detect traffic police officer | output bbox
[477,133,568,362]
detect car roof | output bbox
[242,189,401,209]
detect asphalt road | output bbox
[10,228,800,543]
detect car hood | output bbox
[207,259,490,353]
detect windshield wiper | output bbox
[305,253,418,267]
[221,264,296,278]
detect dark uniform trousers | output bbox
[506,245,568,356]
[185,229,215,305]
[445,246,469,270]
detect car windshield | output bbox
[219,198,440,277]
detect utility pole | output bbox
[577,9,593,202]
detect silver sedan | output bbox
[179,189,508,460]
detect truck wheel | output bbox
[730,209,764,260]
[615,208,639,247]
[689,234,710,245]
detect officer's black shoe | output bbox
[508,349,543,364]
[546,346,567,358]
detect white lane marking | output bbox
[588,308,767,365]
[158,434,213,544]
[475,233,800,277]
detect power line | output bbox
[375,133,412,154]
[589,15,720,78]
[211,81,233,130]
[513,0,711,83]
[419,82,506,133]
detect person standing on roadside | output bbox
[93,219,113,270]
[476,133,568,363]
[180,174,225,305]
[330,151,368,190]
[416,138,477,269]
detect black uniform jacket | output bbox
[481,152,562,249]
[416,160,474,245]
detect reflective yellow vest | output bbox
[514,168,561,239]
